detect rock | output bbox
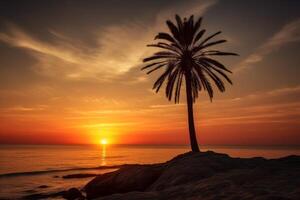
[148,151,242,190]
[23,189,37,193]
[84,151,300,200]
[22,188,84,200]
[62,188,84,200]
[37,185,49,188]
[85,164,163,199]
[63,173,97,179]
[22,191,65,199]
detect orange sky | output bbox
[0,0,300,145]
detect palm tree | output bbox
[142,15,238,152]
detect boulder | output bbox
[37,185,49,188]
[85,164,163,199]
[84,151,300,200]
[62,188,84,200]
[63,173,97,179]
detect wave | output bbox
[0,165,121,178]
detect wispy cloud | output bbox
[0,25,82,63]
[77,122,138,128]
[150,104,185,109]
[0,0,217,81]
[234,18,300,72]
[2,105,47,112]
[266,85,300,96]
[189,84,300,127]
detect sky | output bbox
[0,0,300,145]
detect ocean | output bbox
[0,144,299,199]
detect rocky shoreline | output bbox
[20,151,300,200]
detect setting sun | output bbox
[100,139,108,145]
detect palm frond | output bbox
[153,63,175,93]
[200,50,238,56]
[166,68,180,100]
[147,43,181,54]
[200,57,232,73]
[193,39,227,53]
[198,61,233,84]
[154,51,178,57]
[174,71,183,103]
[193,29,206,44]
[141,61,167,70]
[142,14,237,103]
[193,17,202,36]
[200,64,226,92]
[198,31,221,46]
[166,20,182,45]
[146,63,167,74]
[154,32,179,46]
[175,15,184,34]
[143,54,175,62]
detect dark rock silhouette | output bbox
[63,188,84,200]
[22,187,84,200]
[37,185,49,189]
[22,190,65,200]
[63,173,98,179]
[85,164,163,199]
[84,151,300,200]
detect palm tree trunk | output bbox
[185,73,200,152]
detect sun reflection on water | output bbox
[101,144,106,165]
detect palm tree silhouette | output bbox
[142,15,238,152]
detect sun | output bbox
[100,139,108,145]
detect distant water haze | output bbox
[1,144,300,175]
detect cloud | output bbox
[234,18,300,72]
[77,122,138,128]
[150,104,185,109]
[0,24,125,80]
[156,0,217,21]
[2,105,47,112]
[266,85,300,96]
[186,84,300,127]
[0,0,217,81]
[0,24,86,64]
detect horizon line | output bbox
[1,143,300,148]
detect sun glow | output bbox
[100,138,108,145]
